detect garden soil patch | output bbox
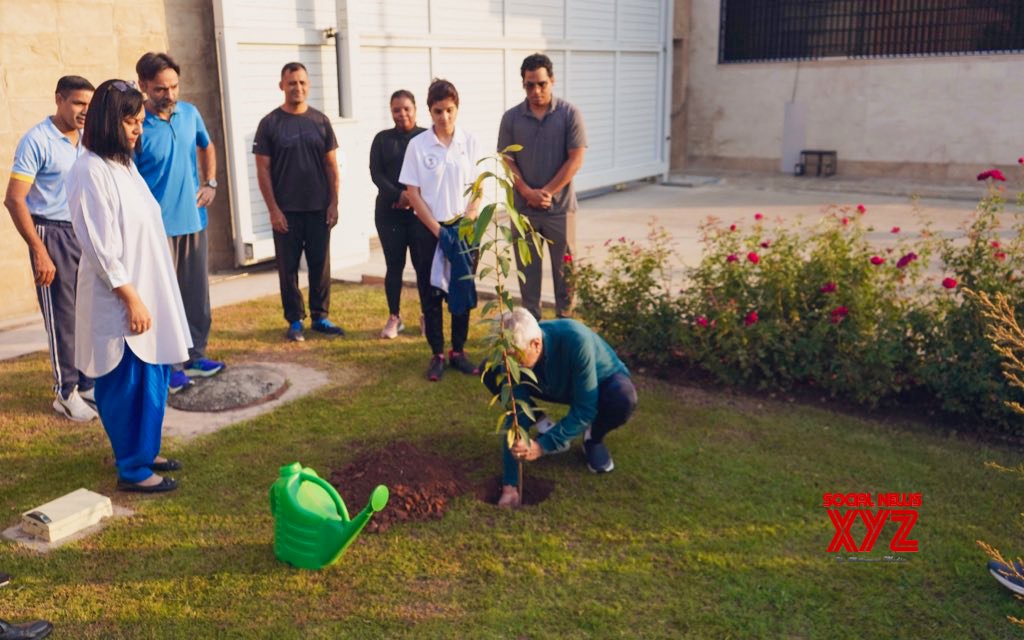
[328,441,474,533]
[477,475,555,506]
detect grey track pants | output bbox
[31,216,92,399]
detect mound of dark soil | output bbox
[328,441,473,533]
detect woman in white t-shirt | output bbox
[67,79,191,493]
[399,79,482,381]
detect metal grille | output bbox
[720,0,1024,63]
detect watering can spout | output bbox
[269,462,389,570]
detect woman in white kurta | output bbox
[399,79,482,381]
[66,79,191,493]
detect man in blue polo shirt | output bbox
[135,52,224,393]
[4,75,98,422]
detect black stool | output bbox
[795,150,837,177]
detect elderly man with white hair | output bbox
[483,307,638,507]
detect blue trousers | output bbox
[500,372,638,486]
[94,345,170,483]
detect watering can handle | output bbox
[299,469,350,521]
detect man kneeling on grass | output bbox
[483,308,638,507]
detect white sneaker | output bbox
[53,388,98,422]
[380,315,404,339]
[79,387,95,403]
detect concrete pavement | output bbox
[0,172,991,362]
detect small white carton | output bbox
[21,488,113,543]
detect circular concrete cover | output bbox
[167,364,290,412]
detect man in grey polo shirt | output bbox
[497,53,587,320]
[4,76,97,421]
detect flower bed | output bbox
[572,175,1024,432]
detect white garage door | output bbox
[214,0,672,265]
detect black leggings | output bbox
[375,210,419,316]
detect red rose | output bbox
[992,241,1001,248]
[896,252,918,268]
[696,316,709,327]
[820,282,837,293]
[727,254,739,263]
[891,226,900,234]
[744,311,759,326]
[841,217,849,226]
[754,212,764,220]
[1018,157,1023,165]
[729,224,737,232]
[870,256,885,265]
[830,306,849,324]
[942,277,957,289]
[747,252,760,264]
[995,251,1007,261]
[977,169,1007,182]
[563,254,573,264]
[856,204,866,214]
[760,240,771,248]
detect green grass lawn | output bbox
[2,283,1023,638]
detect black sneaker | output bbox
[312,318,345,336]
[989,560,1024,595]
[448,350,478,375]
[427,354,445,381]
[583,437,614,474]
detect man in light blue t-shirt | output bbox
[135,52,224,394]
[3,75,98,422]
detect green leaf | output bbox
[500,143,524,154]
[474,204,496,245]
[516,238,532,266]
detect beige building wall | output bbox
[685,0,1024,180]
[0,0,229,323]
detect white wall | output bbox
[685,0,1024,177]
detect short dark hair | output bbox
[55,76,95,97]
[390,89,416,105]
[426,79,458,108]
[520,53,554,79]
[136,52,181,82]
[281,62,307,78]
[82,80,144,166]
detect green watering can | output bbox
[269,462,389,570]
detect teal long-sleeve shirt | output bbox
[511,319,629,453]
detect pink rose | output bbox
[891,226,900,234]
[726,254,739,263]
[747,252,760,264]
[841,217,849,226]
[696,316,709,327]
[992,241,1001,248]
[977,169,1007,182]
[856,204,866,214]
[618,236,626,243]
[744,311,759,326]
[942,277,957,289]
[820,282,837,294]
[563,254,573,264]
[896,252,918,269]
[870,256,885,265]
[754,212,764,220]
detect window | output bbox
[719,0,1024,63]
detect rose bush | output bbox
[573,175,1024,432]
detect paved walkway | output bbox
[0,171,992,362]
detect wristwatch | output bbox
[204,179,218,189]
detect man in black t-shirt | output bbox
[253,61,343,342]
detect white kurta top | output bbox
[67,151,191,378]
[398,126,481,292]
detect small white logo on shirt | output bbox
[424,154,440,169]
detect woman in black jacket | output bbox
[369,89,426,338]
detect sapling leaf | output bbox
[500,144,524,154]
